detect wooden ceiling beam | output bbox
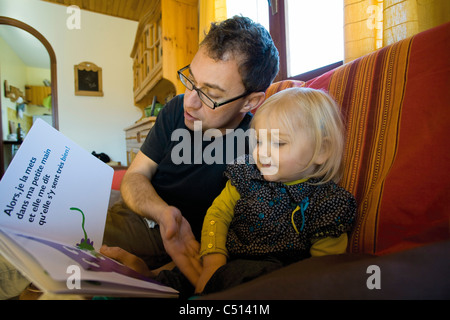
[41,0,154,21]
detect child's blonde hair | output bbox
[251,87,345,184]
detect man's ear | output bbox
[315,138,331,165]
[240,92,265,113]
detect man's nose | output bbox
[184,88,203,109]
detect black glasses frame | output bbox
[177,65,249,110]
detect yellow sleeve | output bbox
[310,233,348,257]
[200,180,241,258]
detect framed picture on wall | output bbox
[74,61,103,96]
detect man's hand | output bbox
[158,206,203,286]
[100,245,153,278]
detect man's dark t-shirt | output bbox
[140,94,252,238]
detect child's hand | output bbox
[100,245,154,278]
[195,253,226,294]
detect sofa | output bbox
[112,22,450,299]
[113,22,449,300]
[198,21,450,299]
[112,21,450,299]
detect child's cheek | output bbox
[252,146,259,163]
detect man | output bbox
[102,16,279,274]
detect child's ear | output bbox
[315,138,331,165]
[240,92,265,113]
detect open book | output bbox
[0,119,178,298]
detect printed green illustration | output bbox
[70,207,95,251]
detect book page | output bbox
[0,229,177,297]
[0,119,113,250]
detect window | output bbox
[227,0,344,81]
[285,0,343,77]
[226,0,270,31]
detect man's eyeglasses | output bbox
[177,65,249,110]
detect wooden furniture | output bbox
[130,0,198,115]
[124,117,156,165]
[25,85,51,106]
[124,0,198,166]
[4,80,26,102]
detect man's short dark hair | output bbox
[201,15,279,93]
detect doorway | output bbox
[0,17,58,178]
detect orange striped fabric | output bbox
[264,79,305,99]
[256,79,305,113]
[327,38,413,254]
[264,36,414,254]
